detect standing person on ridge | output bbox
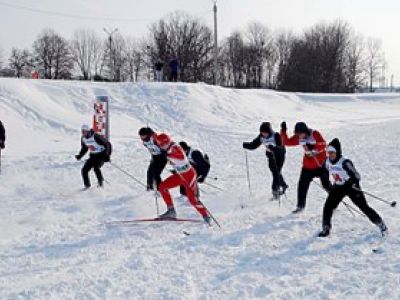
[280,121,331,213]
[318,138,388,237]
[138,127,167,191]
[75,125,112,189]
[155,133,211,224]
[243,122,288,199]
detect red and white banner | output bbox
[92,96,109,140]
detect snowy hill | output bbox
[1,78,400,299]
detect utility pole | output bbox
[390,74,394,92]
[103,27,118,81]
[213,0,218,85]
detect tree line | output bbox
[0,11,386,93]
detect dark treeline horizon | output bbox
[0,11,387,93]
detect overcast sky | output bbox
[0,0,399,84]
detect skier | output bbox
[138,127,167,191]
[178,141,211,196]
[155,133,211,224]
[318,138,388,237]
[0,120,5,149]
[280,121,331,213]
[169,56,179,82]
[243,122,288,199]
[154,60,164,82]
[75,125,112,188]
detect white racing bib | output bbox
[83,135,105,154]
[143,137,162,156]
[326,157,350,185]
[260,134,277,149]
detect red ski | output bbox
[104,217,204,226]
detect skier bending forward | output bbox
[319,138,388,237]
[155,133,211,224]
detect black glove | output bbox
[305,143,314,151]
[0,140,4,149]
[280,121,287,132]
[243,142,250,149]
[75,154,81,161]
[103,155,110,162]
[197,175,205,183]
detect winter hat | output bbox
[155,133,173,150]
[294,122,309,134]
[327,138,342,158]
[138,127,153,136]
[259,122,272,134]
[81,124,90,132]
[179,141,189,152]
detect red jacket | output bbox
[280,129,327,170]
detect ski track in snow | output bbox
[0,78,400,299]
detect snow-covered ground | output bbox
[0,78,399,299]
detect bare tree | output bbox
[275,30,295,88]
[32,29,73,79]
[149,11,214,82]
[344,34,366,92]
[222,31,245,87]
[366,37,384,92]
[70,29,102,80]
[124,37,145,82]
[103,32,126,81]
[9,48,32,78]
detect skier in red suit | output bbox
[155,133,211,224]
[280,121,331,213]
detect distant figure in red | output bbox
[155,133,211,224]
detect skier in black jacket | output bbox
[0,120,5,149]
[75,125,112,188]
[318,138,388,237]
[178,141,210,196]
[243,122,288,199]
[138,127,167,191]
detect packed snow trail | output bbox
[0,78,400,299]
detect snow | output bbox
[0,77,400,299]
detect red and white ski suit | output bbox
[158,143,208,217]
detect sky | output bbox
[0,0,399,85]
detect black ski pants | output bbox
[297,167,331,209]
[82,153,105,187]
[147,154,167,189]
[267,150,287,192]
[323,184,383,228]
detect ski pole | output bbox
[353,186,397,207]
[244,150,252,206]
[312,180,365,217]
[174,169,221,228]
[110,162,147,188]
[203,181,224,192]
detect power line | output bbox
[0,1,152,22]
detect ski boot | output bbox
[271,190,280,201]
[318,225,331,237]
[98,180,104,188]
[377,222,388,237]
[292,206,304,214]
[280,184,289,196]
[158,207,177,219]
[203,215,212,226]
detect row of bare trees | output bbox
[0,12,386,92]
[220,21,386,92]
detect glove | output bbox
[280,121,287,132]
[0,141,4,149]
[197,175,205,183]
[75,154,81,161]
[103,155,110,162]
[305,143,314,151]
[243,142,250,149]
